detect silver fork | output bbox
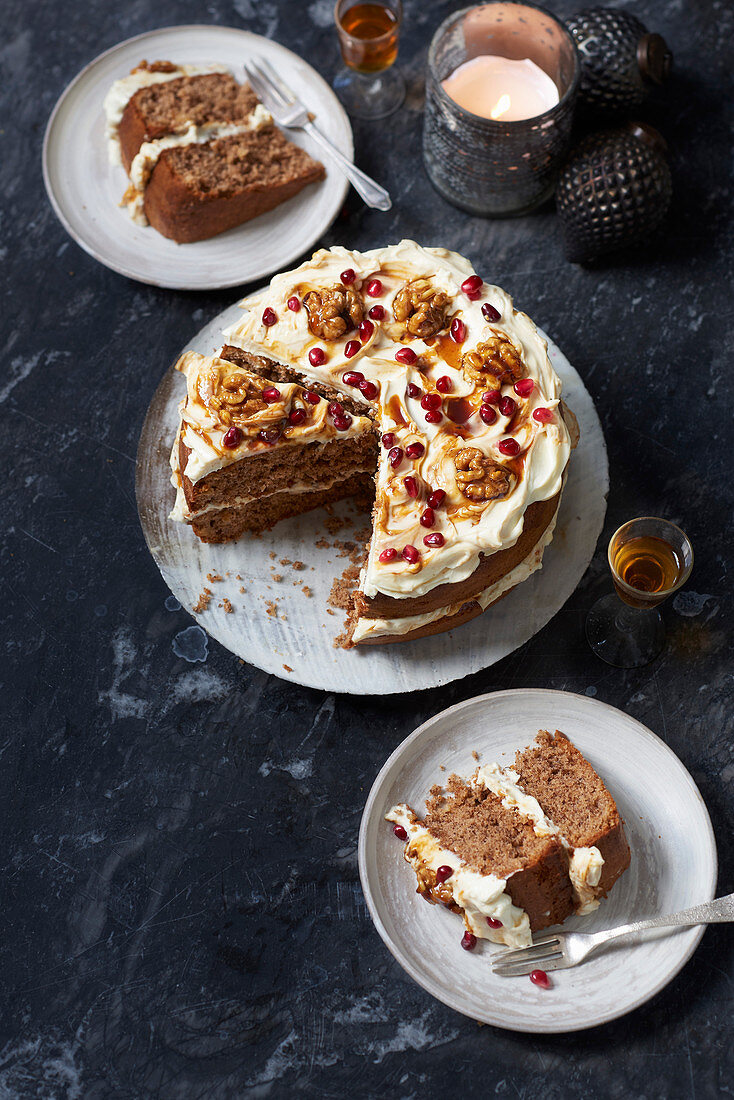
[492,892,734,977]
[243,58,392,212]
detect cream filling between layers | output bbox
[351,507,557,642]
[124,106,272,225]
[222,240,571,601]
[474,763,604,915]
[103,63,230,164]
[385,805,531,948]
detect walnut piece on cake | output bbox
[303,285,363,340]
[462,333,524,390]
[392,278,449,338]
[454,447,512,502]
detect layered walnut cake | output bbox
[103,61,325,241]
[169,240,578,645]
[387,731,630,949]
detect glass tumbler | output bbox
[423,2,580,216]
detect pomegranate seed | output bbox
[428,489,446,509]
[530,969,551,989]
[369,304,385,321]
[420,507,435,528]
[498,396,517,418]
[425,410,442,424]
[304,390,321,404]
[533,407,554,423]
[309,347,326,367]
[461,931,477,951]
[366,279,383,297]
[359,319,374,342]
[499,438,521,456]
[262,307,277,326]
[402,544,421,564]
[258,426,281,444]
[482,302,501,322]
[424,532,445,548]
[514,378,535,398]
[480,404,497,425]
[435,865,453,884]
[436,375,453,394]
[262,386,281,403]
[421,393,442,411]
[222,426,243,449]
[404,476,419,498]
[396,347,417,365]
[392,822,408,839]
[288,408,306,426]
[406,441,425,459]
[450,318,466,342]
[340,268,356,285]
[342,370,364,387]
[388,446,403,469]
[381,432,395,448]
[486,916,503,929]
[328,401,344,418]
[344,340,360,359]
[380,548,399,564]
[333,414,353,431]
[461,274,483,300]
[482,389,501,405]
[287,296,301,312]
[406,383,422,399]
[360,380,378,399]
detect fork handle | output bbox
[594,892,734,945]
[303,121,392,212]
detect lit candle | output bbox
[442,55,559,122]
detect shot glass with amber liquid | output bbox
[586,518,693,667]
[333,0,405,119]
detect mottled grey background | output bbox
[1,0,732,1096]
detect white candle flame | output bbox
[490,93,512,120]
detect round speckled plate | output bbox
[136,301,608,693]
[42,25,352,289]
[359,689,717,1032]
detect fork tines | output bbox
[491,935,564,977]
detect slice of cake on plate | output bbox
[104,61,325,241]
[386,730,630,949]
[170,241,577,645]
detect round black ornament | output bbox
[565,8,672,115]
[556,122,673,264]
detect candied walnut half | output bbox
[454,447,512,502]
[392,278,450,338]
[133,59,178,73]
[462,333,524,390]
[207,370,267,427]
[303,285,363,341]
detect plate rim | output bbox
[358,687,718,1033]
[42,23,353,290]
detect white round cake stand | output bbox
[136,303,608,694]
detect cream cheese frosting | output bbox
[385,805,531,948]
[223,241,572,602]
[103,62,230,164]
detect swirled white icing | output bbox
[223,240,571,601]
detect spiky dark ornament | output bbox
[565,8,672,115]
[556,123,672,264]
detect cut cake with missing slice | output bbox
[386,729,630,949]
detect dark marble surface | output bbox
[2,0,732,1095]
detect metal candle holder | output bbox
[423,2,580,217]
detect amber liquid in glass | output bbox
[613,535,683,608]
[338,3,399,72]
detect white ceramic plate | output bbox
[359,689,717,1032]
[136,302,608,694]
[42,25,352,289]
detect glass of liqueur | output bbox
[334,0,405,119]
[586,518,693,668]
